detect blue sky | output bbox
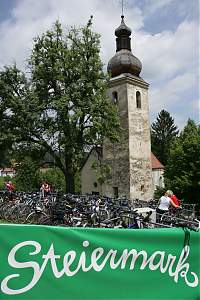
[0,0,199,129]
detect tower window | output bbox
[112,91,118,105]
[136,91,141,108]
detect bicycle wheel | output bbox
[39,215,51,225]
[160,213,172,226]
[25,212,47,224]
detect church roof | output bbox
[151,153,164,169]
[107,49,142,78]
[115,15,131,37]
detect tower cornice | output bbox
[108,73,149,89]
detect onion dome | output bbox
[115,15,131,39]
[107,15,142,77]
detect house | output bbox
[0,167,16,178]
[151,153,165,191]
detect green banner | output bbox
[0,224,199,300]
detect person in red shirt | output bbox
[5,181,15,201]
[5,181,15,192]
[41,181,51,198]
[167,190,181,206]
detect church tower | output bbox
[102,16,153,200]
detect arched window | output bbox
[136,91,141,108]
[112,91,118,105]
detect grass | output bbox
[0,219,10,224]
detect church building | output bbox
[81,16,164,200]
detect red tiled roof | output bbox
[0,168,15,172]
[151,153,164,169]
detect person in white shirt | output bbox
[156,191,179,215]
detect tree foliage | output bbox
[151,110,179,165]
[38,168,66,192]
[0,145,10,167]
[0,18,120,193]
[14,157,39,192]
[164,119,200,203]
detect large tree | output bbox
[151,109,179,165]
[0,18,120,193]
[0,88,13,167]
[0,144,10,167]
[164,119,200,203]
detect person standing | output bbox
[5,181,15,201]
[167,190,181,206]
[156,190,179,215]
[41,181,51,198]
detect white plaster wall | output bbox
[152,169,165,190]
[81,151,102,195]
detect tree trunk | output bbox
[64,171,75,194]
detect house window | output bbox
[159,176,164,187]
[113,187,119,198]
[112,91,118,105]
[136,91,141,108]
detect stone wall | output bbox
[102,78,130,197]
[127,76,153,200]
[152,169,164,191]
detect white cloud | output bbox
[149,72,199,128]
[0,0,198,129]
[143,0,174,15]
[150,72,196,109]
[0,0,143,69]
[132,18,199,128]
[134,20,198,83]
